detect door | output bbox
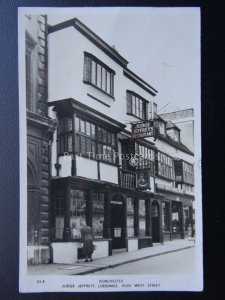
[111,196,126,249]
[152,201,160,242]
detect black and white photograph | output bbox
[19,7,202,292]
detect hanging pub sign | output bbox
[131,120,155,139]
[136,169,150,190]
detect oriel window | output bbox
[135,143,155,175]
[75,116,117,164]
[58,117,73,154]
[157,151,174,180]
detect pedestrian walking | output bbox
[80,221,94,262]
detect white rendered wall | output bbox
[51,241,109,264]
[99,163,118,184]
[48,26,156,129]
[59,156,72,177]
[51,242,81,264]
[76,156,98,180]
[127,239,138,252]
[155,139,194,164]
[92,241,108,259]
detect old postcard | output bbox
[19,7,202,292]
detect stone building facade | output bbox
[26,15,56,264]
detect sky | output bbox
[47,7,200,111]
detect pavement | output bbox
[27,239,195,276]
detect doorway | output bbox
[111,195,126,250]
[152,201,160,243]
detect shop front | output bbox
[156,186,194,241]
[50,176,156,264]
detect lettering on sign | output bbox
[131,121,155,139]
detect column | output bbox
[179,203,185,239]
[63,182,71,241]
[169,201,172,240]
[158,201,163,243]
[104,191,112,255]
[145,199,151,237]
[134,198,139,237]
[72,113,77,176]
[189,206,194,237]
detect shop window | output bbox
[84,53,114,96]
[127,91,148,120]
[70,189,87,239]
[184,206,190,231]
[157,151,174,180]
[162,202,170,231]
[172,203,181,233]
[55,190,65,239]
[126,197,135,237]
[139,199,146,236]
[58,117,73,154]
[92,193,104,238]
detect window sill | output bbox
[156,174,175,182]
[126,112,145,121]
[83,80,115,100]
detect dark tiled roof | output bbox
[155,132,194,155]
[165,120,181,131]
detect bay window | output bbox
[174,160,194,186]
[135,143,155,175]
[75,117,96,158]
[74,116,117,164]
[157,151,174,180]
[58,116,73,154]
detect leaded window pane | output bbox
[92,193,104,238]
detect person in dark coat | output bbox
[80,221,94,262]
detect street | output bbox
[93,247,196,275]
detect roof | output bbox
[155,133,194,155]
[154,113,167,123]
[48,17,158,94]
[48,18,128,68]
[48,98,126,132]
[165,120,181,131]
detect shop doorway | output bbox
[152,201,160,243]
[111,195,126,250]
